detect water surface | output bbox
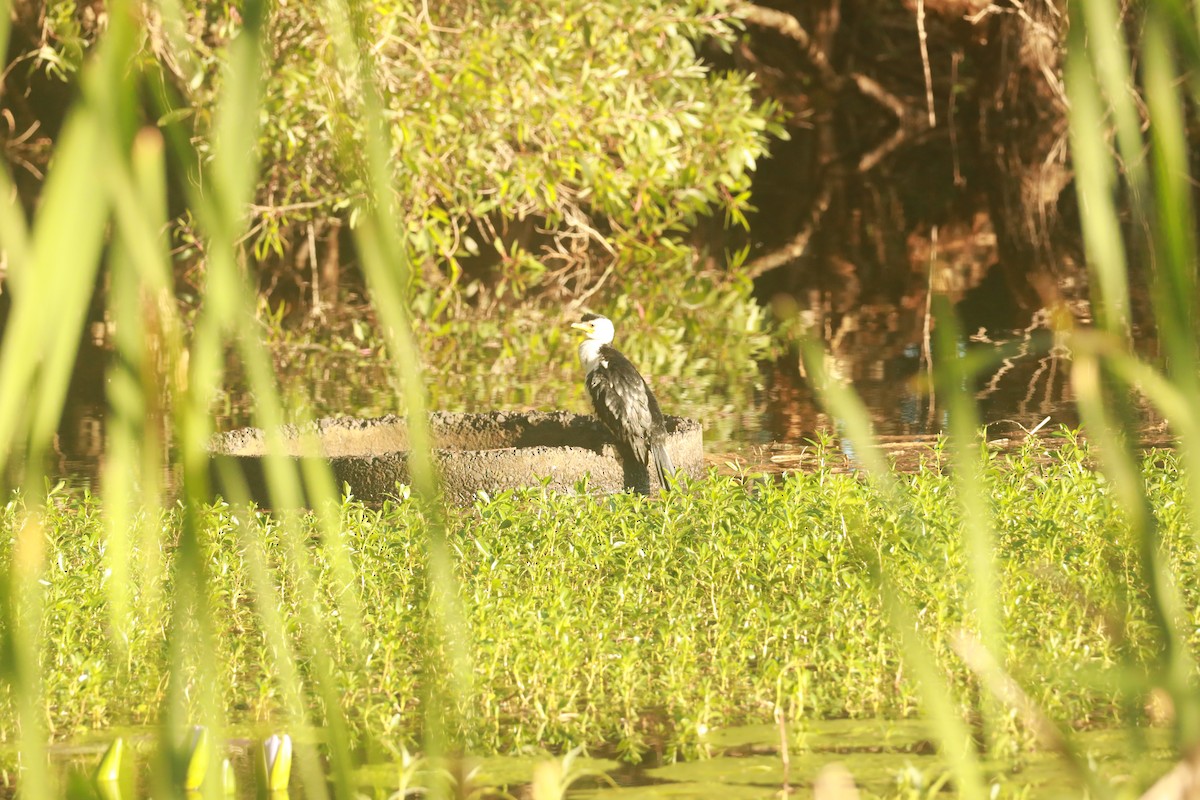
[40,719,1176,799]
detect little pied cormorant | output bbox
[571,313,675,493]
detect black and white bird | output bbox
[571,313,675,493]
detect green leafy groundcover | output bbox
[3,435,1185,759]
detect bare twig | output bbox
[917,0,936,128]
[248,194,365,215]
[775,706,791,794]
[567,259,617,313]
[923,225,936,425]
[306,221,322,315]
[950,50,965,186]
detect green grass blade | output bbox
[1144,10,1199,375]
[0,6,142,793]
[1073,0,1147,196]
[931,300,1006,754]
[0,108,110,477]
[318,0,476,779]
[1063,13,1131,337]
[932,301,1001,655]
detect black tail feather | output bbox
[615,443,652,495]
[651,442,675,491]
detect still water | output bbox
[42,719,1174,799]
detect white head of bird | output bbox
[571,314,615,373]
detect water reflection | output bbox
[41,720,1177,799]
[762,326,1083,447]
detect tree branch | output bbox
[742,182,832,279]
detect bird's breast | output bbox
[578,341,606,373]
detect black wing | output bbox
[586,346,673,489]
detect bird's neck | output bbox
[578,339,606,373]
